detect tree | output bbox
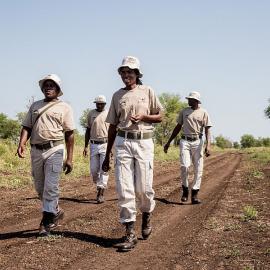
[79,108,91,130]
[154,93,188,145]
[0,113,21,140]
[240,134,256,148]
[16,96,35,124]
[215,135,232,149]
[233,141,240,149]
[16,111,27,124]
[262,137,270,147]
[264,99,270,118]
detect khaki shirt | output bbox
[177,107,212,136]
[87,109,109,140]
[23,99,75,144]
[106,85,163,131]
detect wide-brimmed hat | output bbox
[39,74,63,97]
[185,91,201,104]
[118,56,143,78]
[94,95,106,104]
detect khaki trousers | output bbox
[114,135,155,224]
[90,143,109,189]
[180,138,204,190]
[31,146,64,214]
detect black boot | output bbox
[191,189,201,204]
[38,211,54,236]
[38,209,64,236]
[97,187,105,204]
[181,185,189,202]
[142,212,152,240]
[115,222,138,252]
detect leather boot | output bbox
[181,185,189,202]
[142,212,152,240]
[39,211,54,236]
[115,222,138,252]
[97,187,105,204]
[191,189,201,204]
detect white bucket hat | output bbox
[39,74,63,97]
[94,95,106,104]
[185,91,201,104]
[118,56,143,78]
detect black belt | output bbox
[117,130,153,140]
[90,139,107,144]
[31,140,64,150]
[181,135,202,142]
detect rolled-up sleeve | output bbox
[149,87,163,115]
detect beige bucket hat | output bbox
[185,91,201,104]
[94,95,106,103]
[118,56,143,78]
[39,74,63,97]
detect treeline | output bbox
[1,93,270,149]
[215,134,270,149]
[0,113,21,141]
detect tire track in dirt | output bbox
[0,152,238,270]
[61,152,241,270]
[0,152,228,233]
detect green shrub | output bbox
[242,205,258,221]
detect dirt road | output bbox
[0,151,269,270]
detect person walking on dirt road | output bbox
[102,56,163,252]
[17,74,75,236]
[83,95,109,203]
[164,91,212,204]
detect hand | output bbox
[102,156,110,172]
[163,143,170,153]
[204,147,211,157]
[83,147,88,157]
[130,114,144,124]
[63,160,73,174]
[17,145,26,158]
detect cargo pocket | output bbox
[115,158,125,200]
[52,163,62,173]
[145,161,153,193]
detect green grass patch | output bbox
[243,147,270,164]
[241,205,258,222]
[224,246,240,259]
[250,169,264,180]
[37,234,63,242]
[154,144,179,161]
[0,135,89,188]
[223,223,241,232]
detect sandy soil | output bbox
[0,151,269,270]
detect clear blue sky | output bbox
[1,0,270,142]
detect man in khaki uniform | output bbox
[83,95,109,203]
[17,74,75,236]
[164,91,212,204]
[102,56,163,252]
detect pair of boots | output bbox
[39,209,65,236]
[181,185,201,204]
[97,187,105,204]
[115,212,152,252]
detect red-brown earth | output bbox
[0,151,269,270]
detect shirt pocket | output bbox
[46,111,63,125]
[136,97,148,114]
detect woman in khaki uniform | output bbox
[17,74,75,236]
[102,56,163,252]
[164,91,212,204]
[83,95,109,203]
